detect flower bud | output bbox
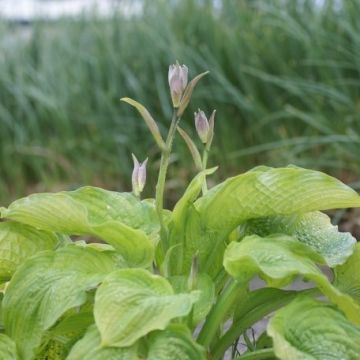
[194,109,210,144]
[168,62,188,108]
[131,154,148,196]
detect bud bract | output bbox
[168,62,188,108]
[194,109,210,144]
[207,109,216,146]
[131,154,148,196]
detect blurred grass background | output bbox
[1,0,360,206]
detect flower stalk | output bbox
[155,110,180,253]
[155,65,209,257]
[122,64,208,261]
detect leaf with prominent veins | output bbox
[147,324,206,360]
[268,297,360,360]
[67,325,138,360]
[3,244,122,360]
[223,234,360,324]
[94,268,198,347]
[1,186,159,267]
[0,221,60,282]
[240,211,356,267]
[182,166,360,276]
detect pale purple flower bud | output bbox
[168,62,188,108]
[194,109,210,144]
[131,154,148,196]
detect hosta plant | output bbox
[1,63,360,360]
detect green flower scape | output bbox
[0,64,360,360]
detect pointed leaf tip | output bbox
[120,97,166,150]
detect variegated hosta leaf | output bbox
[147,324,206,360]
[334,243,360,310]
[3,244,122,360]
[241,211,356,267]
[169,273,215,326]
[66,325,137,360]
[0,221,60,282]
[183,167,360,276]
[1,186,160,267]
[0,334,17,360]
[268,296,360,360]
[94,269,198,347]
[223,234,360,324]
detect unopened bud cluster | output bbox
[125,62,213,198]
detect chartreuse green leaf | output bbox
[198,166,360,237]
[1,186,159,267]
[169,273,215,325]
[3,244,122,360]
[66,325,138,360]
[241,211,356,267]
[67,324,206,360]
[168,168,216,274]
[334,243,360,308]
[94,269,198,347]
[268,296,360,360]
[0,334,17,360]
[171,170,216,230]
[184,167,360,276]
[0,221,59,282]
[223,235,360,324]
[147,324,206,360]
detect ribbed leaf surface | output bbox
[224,234,360,324]
[66,325,137,360]
[94,269,198,347]
[268,297,360,360]
[1,187,159,267]
[3,245,121,360]
[147,325,206,360]
[241,211,356,267]
[184,167,360,276]
[0,221,59,281]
